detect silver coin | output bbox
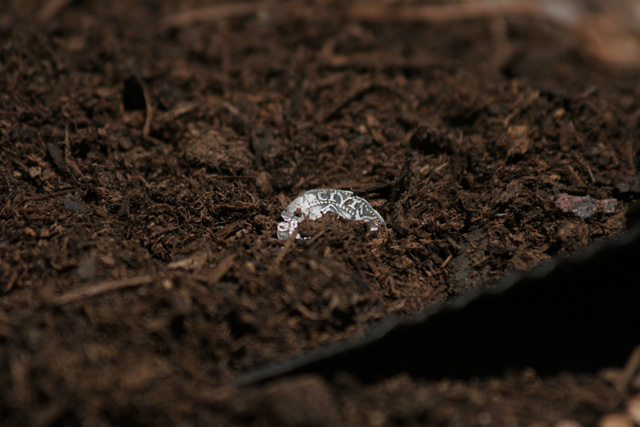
[277,189,385,240]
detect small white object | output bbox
[277,189,385,240]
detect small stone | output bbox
[256,171,273,195]
[77,256,96,281]
[64,198,91,214]
[555,193,598,219]
[118,137,133,150]
[555,193,618,219]
[506,124,531,157]
[600,199,618,214]
[28,166,42,178]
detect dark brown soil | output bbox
[1,0,640,425]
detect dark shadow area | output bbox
[242,222,640,384]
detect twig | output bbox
[193,254,236,285]
[38,0,72,22]
[209,175,254,180]
[606,345,640,393]
[6,270,18,293]
[141,79,154,138]
[273,233,296,269]
[319,53,450,72]
[577,155,596,183]
[441,254,453,269]
[503,90,540,127]
[348,1,541,23]
[618,346,640,392]
[52,275,154,305]
[162,1,544,29]
[315,81,379,123]
[565,164,586,187]
[309,228,327,243]
[162,3,265,29]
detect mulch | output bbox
[1,0,639,425]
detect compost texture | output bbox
[1,0,640,425]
